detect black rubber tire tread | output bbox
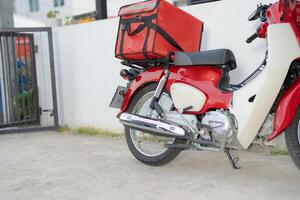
[285,108,300,169]
[124,83,185,166]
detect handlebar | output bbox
[246,4,271,44]
[246,32,258,44]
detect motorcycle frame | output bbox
[117,1,300,149]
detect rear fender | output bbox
[118,67,164,116]
[268,77,300,141]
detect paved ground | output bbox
[0,131,300,200]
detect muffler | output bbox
[119,113,187,138]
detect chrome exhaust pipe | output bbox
[119,113,186,138]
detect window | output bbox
[187,0,221,5]
[54,0,65,7]
[13,0,16,13]
[174,0,221,6]
[29,0,39,12]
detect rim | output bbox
[129,91,175,157]
[298,120,300,144]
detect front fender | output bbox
[117,67,164,116]
[268,78,300,141]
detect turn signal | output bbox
[120,69,129,80]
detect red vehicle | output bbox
[110,0,300,169]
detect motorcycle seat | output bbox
[173,49,236,71]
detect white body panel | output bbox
[231,24,300,148]
[170,83,206,112]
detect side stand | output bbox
[224,148,241,169]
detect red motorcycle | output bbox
[110,0,300,169]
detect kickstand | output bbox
[224,148,241,169]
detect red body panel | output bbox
[266,1,300,46]
[265,1,300,141]
[268,78,300,141]
[166,66,232,114]
[119,66,232,115]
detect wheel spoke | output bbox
[129,91,175,157]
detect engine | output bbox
[201,110,237,141]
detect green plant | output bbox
[13,91,34,120]
[63,17,74,26]
[47,10,59,18]
[57,125,72,133]
[76,127,122,139]
[270,148,289,155]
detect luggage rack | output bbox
[120,55,173,69]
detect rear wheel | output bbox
[285,108,300,169]
[124,84,185,166]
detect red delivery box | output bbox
[115,0,204,61]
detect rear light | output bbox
[120,69,140,81]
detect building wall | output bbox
[14,14,46,27]
[0,0,14,27]
[71,0,95,16]
[53,0,275,131]
[13,0,157,21]
[14,0,74,20]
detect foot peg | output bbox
[224,148,241,169]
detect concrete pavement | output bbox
[0,131,299,200]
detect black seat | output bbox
[173,49,237,71]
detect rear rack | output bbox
[120,53,174,69]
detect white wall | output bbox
[53,18,125,131]
[14,14,46,27]
[183,0,274,83]
[53,0,275,131]
[71,0,95,16]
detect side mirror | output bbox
[248,9,260,21]
[248,4,270,22]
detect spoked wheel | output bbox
[285,108,300,169]
[124,84,186,166]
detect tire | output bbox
[124,83,185,166]
[285,108,300,169]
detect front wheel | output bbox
[285,108,300,169]
[124,84,185,166]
